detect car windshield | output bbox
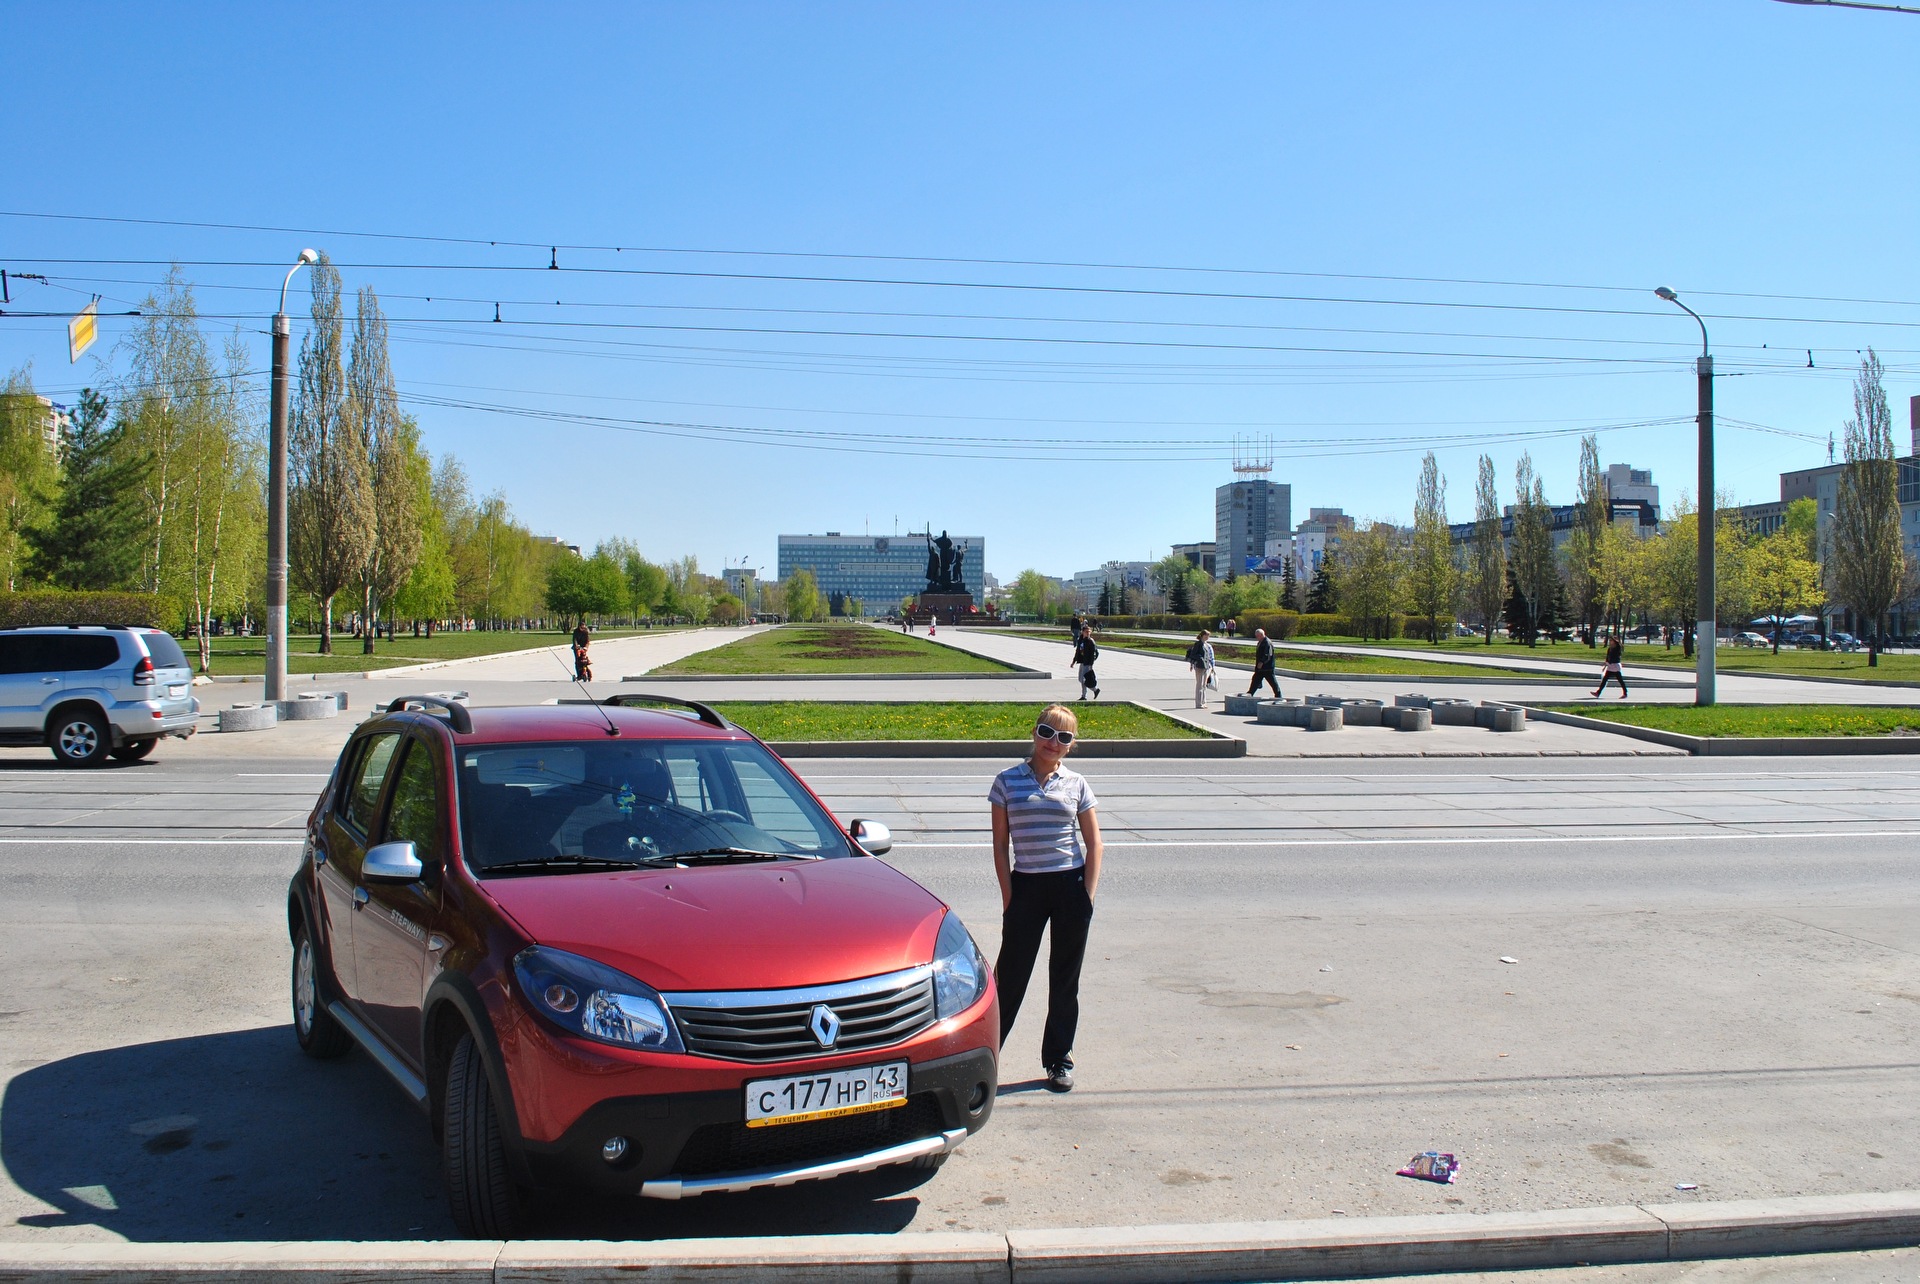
[455,738,850,874]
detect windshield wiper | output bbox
[662,846,821,864]
[481,857,647,876]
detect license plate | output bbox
[168,684,186,697]
[744,1061,907,1128]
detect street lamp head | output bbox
[1654,286,1678,301]
[297,248,319,265]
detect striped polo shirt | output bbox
[989,761,1099,873]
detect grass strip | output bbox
[1543,703,1920,738]
[199,628,669,674]
[652,624,1014,675]
[706,700,1209,741]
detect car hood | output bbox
[482,856,948,992]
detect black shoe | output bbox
[1093,688,1100,699]
[1045,1063,1074,1092]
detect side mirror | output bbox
[363,840,425,883]
[849,819,892,856]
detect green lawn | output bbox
[197,628,668,674]
[650,625,1015,676]
[1286,633,1920,682]
[707,700,1209,741]
[1545,703,1920,738]
[999,628,1547,679]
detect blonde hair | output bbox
[1037,703,1079,734]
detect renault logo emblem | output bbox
[808,1003,841,1049]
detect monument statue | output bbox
[923,530,969,595]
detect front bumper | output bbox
[516,1044,997,1197]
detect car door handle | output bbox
[352,888,369,909]
[40,677,59,684]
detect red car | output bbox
[287,694,998,1236]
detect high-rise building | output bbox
[777,532,984,610]
[1214,480,1291,578]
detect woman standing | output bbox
[990,704,1103,1093]
[1186,628,1215,708]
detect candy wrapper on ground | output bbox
[1397,1151,1459,1184]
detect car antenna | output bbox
[552,632,620,736]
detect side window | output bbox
[382,741,443,864]
[344,733,401,834]
[0,637,23,675]
[661,745,725,813]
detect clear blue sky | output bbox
[3,2,1915,583]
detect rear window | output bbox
[138,631,190,669]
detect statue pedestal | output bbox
[911,593,979,626]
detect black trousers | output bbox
[995,868,1094,1069]
[1594,667,1627,695]
[1246,663,1280,697]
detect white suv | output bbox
[0,626,199,766]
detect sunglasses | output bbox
[1033,723,1076,745]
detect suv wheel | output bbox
[444,1031,526,1237]
[110,738,158,762]
[292,922,352,1059]
[49,708,111,767]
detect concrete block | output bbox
[0,1239,501,1281]
[498,1232,1010,1284]
[1305,694,1342,707]
[1644,1190,1920,1260]
[1393,693,1432,708]
[1338,699,1383,727]
[1384,706,1432,732]
[1488,707,1526,732]
[1223,693,1263,717]
[1308,706,1343,732]
[1256,699,1309,727]
[217,703,276,733]
[306,689,349,711]
[1431,699,1478,726]
[1007,1205,1670,1284]
[278,697,336,721]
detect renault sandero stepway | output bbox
[287,694,998,1237]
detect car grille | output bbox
[670,1093,948,1178]
[669,974,937,1063]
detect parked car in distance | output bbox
[1786,631,1825,649]
[1730,631,1771,648]
[288,694,999,1237]
[1829,632,1861,652]
[0,625,198,765]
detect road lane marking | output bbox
[894,828,1920,848]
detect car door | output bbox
[351,736,443,1066]
[0,635,63,733]
[318,731,404,1007]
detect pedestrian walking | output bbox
[1591,633,1628,698]
[1186,629,1216,708]
[1071,625,1101,700]
[1245,627,1281,698]
[571,623,593,682]
[990,704,1103,1093]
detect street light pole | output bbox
[266,249,319,705]
[1656,286,1715,706]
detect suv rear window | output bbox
[139,631,190,669]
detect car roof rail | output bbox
[385,694,474,735]
[594,692,732,729]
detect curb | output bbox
[2,1191,1914,1282]
[1522,704,1920,756]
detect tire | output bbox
[443,1031,526,1238]
[292,921,352,1059]
[110,738,158,762]
[48,707,111,768]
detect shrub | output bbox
[1235,609,1300,640]
[0,590,183,631]
[1295,612,1349,637]
[1086,613,1213,632]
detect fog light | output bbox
[967,1082,989,1113]
[601,1136,629,1164]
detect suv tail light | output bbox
[131,656,155,685]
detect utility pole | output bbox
[266,249,319,705]
[1656,286,1715,706]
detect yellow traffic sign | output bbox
[67,300,97,363]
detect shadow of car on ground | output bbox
[4,1025,933,1241]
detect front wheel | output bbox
[292,922,352,1058]
[443,1031,527,1238]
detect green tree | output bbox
[1009,569,1061,620]
[0,369,61,591]
[26,388,144,590]
[545,549,627,626]
[1509,453,1555,647]
[1333,522,1402,640]
[1279,555,1299,611]
[1304,552,1338,614]
[1467,453,1506,643]
[1831,350,1904,664]
[782,568,822,622]
[289,255,373,652]
[1748,527,1822,654]
[1565,435,1608,638]
[1406,452,1458,643]
[347,289,421,653]
[710,592,744,625]
[389,442,455,633]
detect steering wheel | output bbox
[702,809,751,826]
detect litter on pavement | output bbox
[1397,1151,1460,1184]
[1499,956,1519,964]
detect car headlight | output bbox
[931,912,989,1020]
[512,945,684,1053]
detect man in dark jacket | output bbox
[1246,627,1281,698]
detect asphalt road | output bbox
[2,749,1916,1246]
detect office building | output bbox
[1170,541,1216,577]
[1215,480,1291,578]
[777,532,984,610]
[1071,561,1150,608]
